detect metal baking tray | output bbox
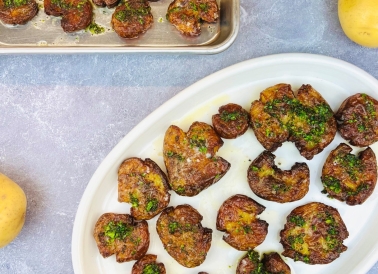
[0,0,239,54]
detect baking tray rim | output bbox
[0,0,239,54]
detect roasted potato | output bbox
[166,0,219,36]
[321,143,377,205]
[212,103,250,139]
[131,254,166,274]
[250,84,336,160]
[111,0,153,39]
[118,157,170,220]
[156,204,212,268]
[0,0,37,25]
[236,250,291,274]
[236,250,261,274]
[216,194,268,251]
[163,122,230,196]
[247,151,310,203]
[261,252,291,274]
[93,213,149,263]
[44,0,92,32]
[335,93,378,147]
[92,0,118,8]
[280,202,348,264]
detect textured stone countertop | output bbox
[1,0,378,273]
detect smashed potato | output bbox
[280,202,348,264]
[247,151,310,203]
[250,84,336,160]
[118,157,170,220]
[321,143,377,205]
[216,194,268,251]
[163,121,230,196]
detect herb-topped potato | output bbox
[163,121,230,196]
[280,202,349,264]
[336,93,378,147]
[216,194,268,251]
[247,151,310,203]
[111,0,153,39]
[156,204,212,268]
[261,252,291,274]
[212,103,250,139]
[321,143,377,205]
[166,0,219,36]
[250,84,336,160]
[118,157,170,220]
[44,0,92,32]
[131,254,166,274]
[236,250,291,274]
[0,0,38,25]
[93,213,150,263]
[92,0,118,9]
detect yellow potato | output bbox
[338,0,378,47]
[0,173,27,248]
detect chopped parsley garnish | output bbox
[104,221,132,242]
[289,215,306,227]
[168,221,179,234]
[142,263,160,274]
[130,193,139,207]
[322,176,341,193]
[145,198,158,212]
[87,22,105,35]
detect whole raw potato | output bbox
[0,173,27,248]
[338,0,378,47]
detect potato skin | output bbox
[166,0,219,36]
[92,0,118,8]
[111,0,153,39]
[321,143,377,205]
[131,254,166,274]
[250,84,336,160]
[163,122,230,196]
[93,213,150,263]
[44,0,92,32]
[247,151,310,203]
[0,0,38,25]
[236,250,260,274]
[280,202,348,264]
[212,103,250,139]
[156,204,212,268]
[236,250,290,274]
[261,252,291,274]
[118,157,170,220]
[335,93,378,147]
[216,194,268,251]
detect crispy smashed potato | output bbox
[236,250,291,274]
[0,0,37,25]
[92,0,118,8]
[247,151,310,203]
[111,0,153,39]
[44,0,92,32]
[336,93,378,147]
[216,194,268,251]
[212,103,250,139]
[280,202,348,264]
[118,157,170,220]
[262,252,291,274]
[321,143,377,205]
[166,0,219,36]
[250,84,336,160]
[93,213,149,263]
[131,254,166,274]
[156,204,212,268]
[163,121,230,196]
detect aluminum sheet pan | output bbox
[0,0,239,54]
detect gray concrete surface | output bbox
[0,0,378,273]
